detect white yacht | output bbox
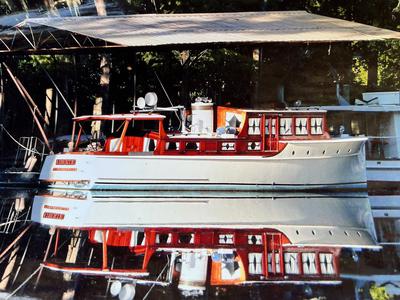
[322,91,400,246]
[38,102,367,192]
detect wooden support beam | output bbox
[2,63,52,152]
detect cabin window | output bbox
[302,253,317,274]
[221,142,235,151]
[265,119,276,135]
[156,233,172,244]
[165,142,180,151]
[248,234,262,245]
[268,253,281,273]
[280,118,293,135]
[248,141,261,151]
[319,253,335,274]
[221,253,241,280]
[219,234,234,244]
[225,112,243,128]
[284,252,300,274]
[310,117,323,135]
[295,118,308,135]
[185,142,200,151]
[248,253,263,274]
[178,233,194,244]
[248,118,261,135]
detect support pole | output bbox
[70,55,79,148]
[2,63,52,152]
[44,88,53,132]
[114,120,129,151]
[0,63,4,155]
[0,244,20,290]
[102,230,108,270]
[65,229,81,264]
[11,235,32,287]
[53,228,60,257]
[54,92,58,136]
[34,227,55,289]
[0,224,32,261]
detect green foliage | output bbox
[369,283,393,300]
[378,40,400,89]
[1,0,399,128]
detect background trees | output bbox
[0,0,399,155]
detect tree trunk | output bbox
[367,51,378,90]
[91,0,110,138]
[92,55,110,137]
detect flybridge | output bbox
[73,113,166,121]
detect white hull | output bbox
[367,160,400,183]
[370,195,400,218]
[39,138,367,191]
[32,191,378,249]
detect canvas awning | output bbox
[1,11,400,53]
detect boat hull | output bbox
[39,138,367,191]
[32,191,378,249]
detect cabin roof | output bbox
[244,108,326,114]
[73,113,166,121]
[320,105,400,112]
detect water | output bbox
[0,187,398,300]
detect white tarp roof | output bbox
[25,11,400,47]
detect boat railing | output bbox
[14,136,46,171]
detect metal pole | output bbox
[11,235,32,286]
[70,55,80,148]
[133,52,137,111]
[0,63,4,155]
[54,92,58,136]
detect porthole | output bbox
[306,150,310,155]
[296,230,300,235]
[329,230,333,236]
[336,149,340,154]
[322,150,326,155]
[311,230,316,235]
[292,151,295,155]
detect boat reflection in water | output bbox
[30,189,379,298]
[0,189,33,235]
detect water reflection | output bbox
[0,188,395,299]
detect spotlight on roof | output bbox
[145,92,158,107]
[136,97,146,109]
